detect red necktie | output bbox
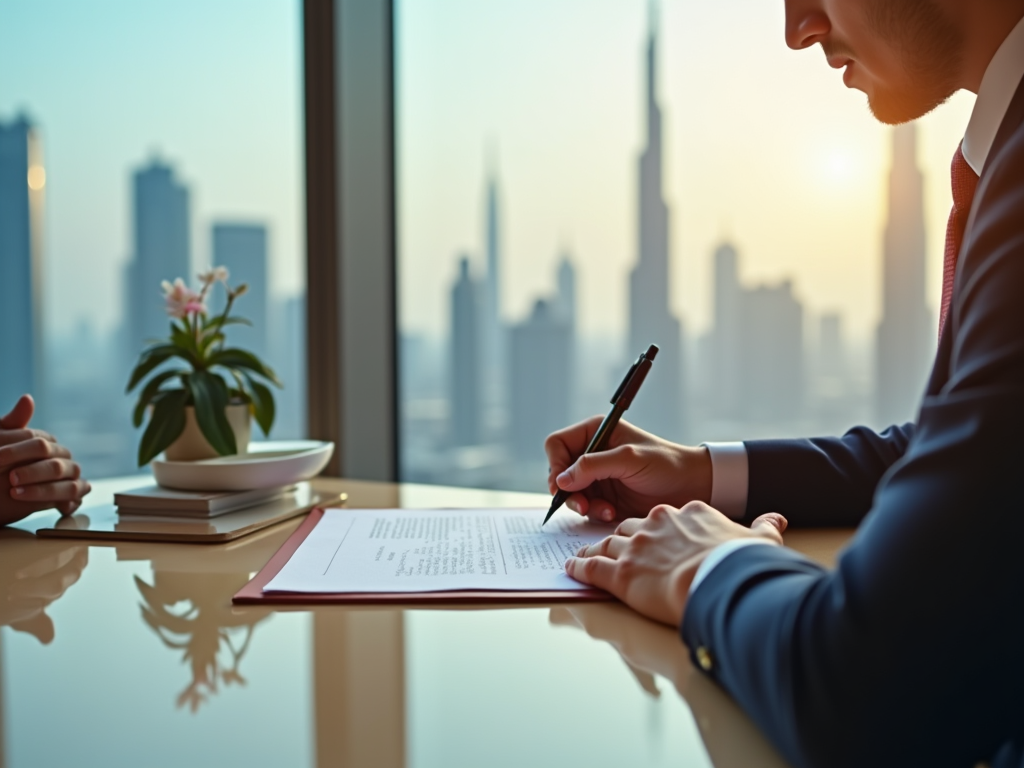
[939,143,980,338]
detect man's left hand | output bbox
[564,502,787,627]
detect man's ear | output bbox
[0,395,34,430]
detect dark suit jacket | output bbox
[681,75,1024,768]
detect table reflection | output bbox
[550,604,790,768]
[0,527,89,644]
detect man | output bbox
[0,395,92,524]
[545,1,1024,765]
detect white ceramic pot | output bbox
[164,403,252,462]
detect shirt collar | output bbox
[962,14,1024,175]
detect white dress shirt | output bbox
[690,14,1024,597]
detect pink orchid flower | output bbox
[162,278,207,319]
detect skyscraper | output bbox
[711,242,742,418]
[480,168,506,423]
[509,299,571,461]
[450,257,482,446]
[877,124,932,425]
[211,222,269,359]
[0,115,44,413]
[123,159,191,364]
[740,281,804,421]
[556,252,577,335]
[627,6,684,440]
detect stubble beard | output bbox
[863,0,965,125]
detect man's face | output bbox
[785,0,965,124]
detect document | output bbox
[263,508,616,594]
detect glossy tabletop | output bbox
[0,477,853,768]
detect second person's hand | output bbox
[544,416,713,523]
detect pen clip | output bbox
[610,355,643,405]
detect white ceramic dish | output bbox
[152,440,335,491]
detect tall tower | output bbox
[0,115,45,414]
[876,124,932,425]
[211,222,269,359]
[450,256,482,446]
[628,4,684,439]
[508,299,571,461]
[711,242,742,418]
[123,159,191,365]
[480,166,506,426]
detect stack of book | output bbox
[115,485,295,519]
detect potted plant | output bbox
[127,267,281,466]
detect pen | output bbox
[542,344,659,526]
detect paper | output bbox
[263,508,616,593]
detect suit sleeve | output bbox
[681,122,1024,767]
[740,423,915,527]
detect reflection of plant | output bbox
[126,267,281,466]
[135,573,270,713]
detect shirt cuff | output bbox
[688,539,776,595]
[702,442,749,519]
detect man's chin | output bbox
[867,85,954,126]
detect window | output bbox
[0,0,306,477]
[396,0,974,492]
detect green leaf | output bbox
[171,324,200,357]
[204,315,252,331]
[245,376,276,436]
[208,348,282,386]
[132,369,186,428]
[198,331,225,356]
[186,370,237,456]
[126,344,179,392]
[137,389,189,466]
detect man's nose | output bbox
[784,0,830,50]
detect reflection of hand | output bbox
[550,604,790,768]
[544,417,712,523]
[0,395,92,523]
[549,604,687,696]
[565,502,787,626]
[0,529,89,644]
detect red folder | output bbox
[232,507,613,605]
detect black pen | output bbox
[543,344,659,526]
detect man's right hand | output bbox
[544,417,712,522]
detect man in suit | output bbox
[545,1,1024,765]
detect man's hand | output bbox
[564,501,787,627]
[0,395,92,524]
[544,416,712,522]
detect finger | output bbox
[750,513,788,543]
[565,493,589,516]
[564,554,618,592]
[585,497,618,523]
[577,535,629,559]
[9,458,81,487]
[10,611,56,645]
[544,416,605,474]
[0,394,34,430]
[0,428,57,449]
[0,437,70,467]
[556,444,643,492]
[614,517,646,536]
[11,478,90,504]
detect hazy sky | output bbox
[3,0,976,344]
[397,0,975,341]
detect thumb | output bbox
[0,395,34,430]
[11,611,56,645]
[556,446,643,492]
[750,513,788,543]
